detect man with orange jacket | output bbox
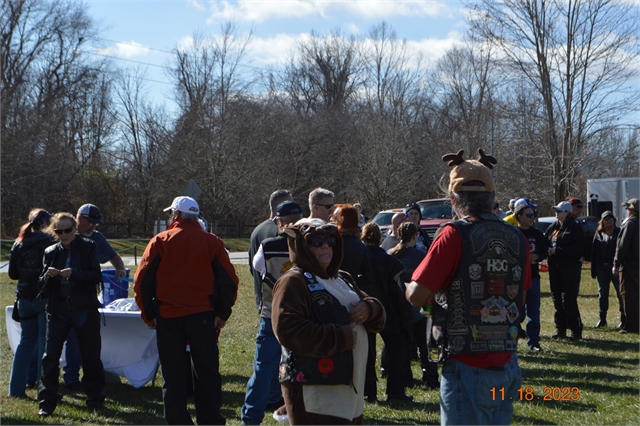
[134,196,239,425]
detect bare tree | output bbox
[1,0,114,235]
[467,0,640,202]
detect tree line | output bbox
[2,0,639,238]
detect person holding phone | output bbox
[37,212,105,417]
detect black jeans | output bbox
[620,265,639,333]
[379,331,407,396]
[39,304,105,413]
[156,311,225,425]
[549,262,583,333]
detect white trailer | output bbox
[587,178,640,221]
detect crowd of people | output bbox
[6,150,639,425]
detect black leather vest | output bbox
[435,214,526,355]
[279,268,354,387]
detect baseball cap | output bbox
[568,197,583,206]
[163,196,200,214]
[77,204,104,224]
[622,198,639,212]
[552,201,573,213]
[601,210,614,220]
[275,201,302,217]
[514,198,538,210]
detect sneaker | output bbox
[272,405,288,425]
[619,329,629,334]
[552,331,567,340]
[38,408,51,418]
[529,345,544,352]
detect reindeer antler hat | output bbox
[442,149,497,193]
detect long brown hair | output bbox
[596,213,616,232]
[389,222,419,257]
[361,222,382,246]
[16,209,52,242]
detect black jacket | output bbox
[545,218,585,266]
[340,233,376,293]
[38,235,103,313]
[591,227,620,277]
[9,232,56,299]
[614,216,639,270]
[364,245,413,336]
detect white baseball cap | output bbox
[163,196,200,215]
[551,201,572,213]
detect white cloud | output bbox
[187,0,207,11]
[245,30,465,68]
[345,23,360,34]
[407,31,465,65]
[96,41,151,58]
[248,33,305,65]
[205,0,451,23]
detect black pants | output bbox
[620,265,639,333]
[379,331,407,396]
[39,306,105,413]
[156,311,224,425]
[363,332,377,398]
[549,262,583,334]
[412,317,438,385]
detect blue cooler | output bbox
[101,268,130,307]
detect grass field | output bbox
[1,265,638,425]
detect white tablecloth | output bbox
[5,306,158,388]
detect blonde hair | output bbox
[44,212,77,238]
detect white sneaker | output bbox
[272,405,289,424]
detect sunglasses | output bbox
[54,226,74,235]
[308,236,337,248]
[524,213,535,218]
[314,203,334,210]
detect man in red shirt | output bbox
[406,149,531,425]
[134,196,239,425]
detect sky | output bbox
[85,0,470,107]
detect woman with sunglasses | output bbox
[514,204,548,351]
[8,209,55,397]
[272,218,385,425]
[36,212,105,417]
[545,202,586,341]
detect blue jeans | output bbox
[8,297,47,396]
[241,317,283,424]
[525,278,541,347]
[596,263,622,315]
[63,328,82,385]
[440,353,521,425]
